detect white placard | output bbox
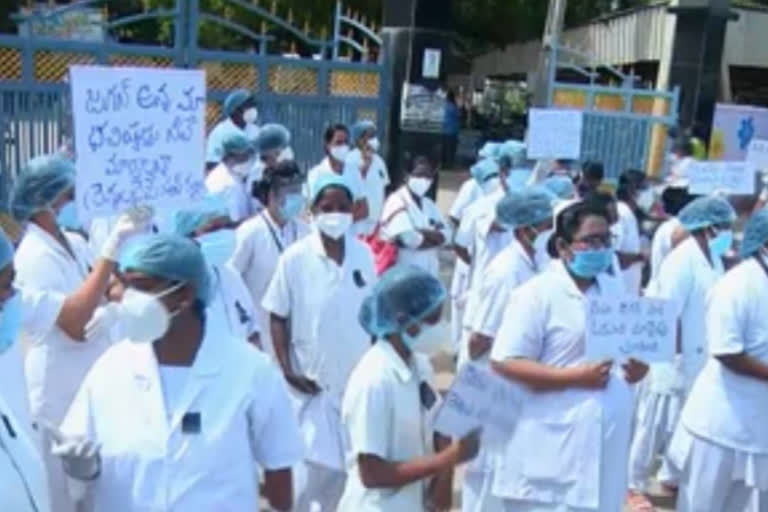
[69,65,207,219]
[526,108,583,160]
[585,297,676,363]
[747,139,768,169]
[422,48,441,79]
[434,363,522,442]
[687,161,755,196]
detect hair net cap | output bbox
[540,176,576,200]
[309,173,353,205]
[741,207,768,257]
[351,120,377,143]
[478,142,501,159]
[223,89,253,118]
[359,264,446,337]
[173,194,230,237]
[10,154,75,221]
[678,195,736,232]
[221,132,254,158]
[0,230,13,270]
[120,234,212,305]
[498,140,527,168]
[496,188,554,228]
[470,158,500,184]
[256,124,291,153]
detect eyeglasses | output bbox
[571,233,614,249]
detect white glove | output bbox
[85,303,123,343]
[50,433,101,481]
[101,206,154,261]
[399,230,424,249]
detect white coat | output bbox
[343,149,390,237]
[206,262,260,342]
[60,329,304,511]
[489,261,634,511]
[205,162,252,223]
[454,188,505,283]
[615,201,643,295]
[380,186,450,278]
[649,217,682,282]
[0,392,50,512]
[231,211,309,360]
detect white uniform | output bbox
[231,211,309,360]
[0,325,33,438]
[449,179,484,353]
[650,217,682,282]
[262,230,376,512]
[490,261,634,511]
[306,157,364,202]
[615,201,643,295]
[0,393,50,512]
[344,149,390,236]
[339,341,439,512]
[206,263,260,342]
[669,258,768,512]
[380,186,449,278]
[14,223,112,512]
[454,188,505,282]
[205,162,251,223]
[60,330,303,511]
[460,239,538,512]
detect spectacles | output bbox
[571,233,614,249]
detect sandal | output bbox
[626,490,656,512]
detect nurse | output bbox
[0,231,51,512]
[649,184,696,281]
[615,169,652,295]
[379,155,449,277]
[10,154,148,512]
[262,173,376,512]
[339,265,480,511]
[490,199,648,511]
[306,124,353,197]
[55,234,303,511]
[206,89,259,170]
[232,160,310,360]
[667,207,768,512]
[459,188,553,512]
[173,197,261,345]
[205,131,256,223]
[627,195,735,505]
[344,119,389,236]
[248,123,293,214]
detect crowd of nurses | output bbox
[5,83,768,512]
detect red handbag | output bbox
[363,205,406,275]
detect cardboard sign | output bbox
[585,297,676,363]
[687,161,755,195]
[69,65,207,219]
[434,363,522,443]
[527,108,583,160]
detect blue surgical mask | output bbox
[0,292,21,354]
[567,248,613,279]
[197,229,236,267]
[57,201,81,231]
[708,229,733,258]
[279,193,305,220]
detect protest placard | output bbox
[69,65,207,220]
[433,363,522,443]
[526,108,583,160]
[585,297,676,363]
[687,161,755,195]
[747,139,768,169]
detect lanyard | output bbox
[754,254,768,280]
[262,212,294,254]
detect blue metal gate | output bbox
[0,0,388,203]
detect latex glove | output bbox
[101,206,154,261]
[85,303,123,343]
[49,429,101,481]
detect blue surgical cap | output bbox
[741,207,768,258]
[223,89,253,118]
[359,264,446,337]
[351,120,376,143]
[120,234,212,305]
[470,158,500,184]
[0,231,13,270]
[256,124,290,153]
[497,140,527,169]
[678,196,736,232]
[478,142,501,159]
[221,132,254,158]
[10,154,75,221]
[496,188,554,228]
[309,173,353,206]
[541,176,576,200]
[506,169,531,192]
[174,195,230,237]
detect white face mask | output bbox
[636,188,655,211]
[250,160,266,182]
[120,283,183,344]
[243,107,258,124]
[330,145,350,163]
[231,161,252,178]
[403,321,447,355]
[278,146,294,162]
[407,177,433,197]
[367,137,380,153]
[481,177,500,195]
[315,212,353,240]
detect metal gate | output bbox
[546,44,679,180]
[0,0,388,203]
